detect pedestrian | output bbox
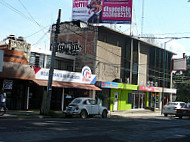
[0,89,8,111]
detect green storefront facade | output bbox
[100,81,149,111]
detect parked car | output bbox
[176,104,190,119]
[163,102,186,117]
[64,97,108,118]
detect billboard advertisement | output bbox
[72,0,132,24]
[172,58,187,71]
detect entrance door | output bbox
[132,93,145,109]
[113,92,118,111]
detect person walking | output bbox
[0,89,8,111]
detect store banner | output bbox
[34,67,96,84]
[118,83,138,90]
[101,81,118,88]
[0,50,4,72]
[163,88,177,94]
[72,0,132,24]
[139,86,154,92]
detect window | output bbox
[71,99,82,104]
[89,99,96,105]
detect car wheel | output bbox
[164,114,168,117]
[102,110,107,118]
[80,110,88,119]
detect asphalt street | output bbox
[0,115,190,142]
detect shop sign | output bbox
[0,50,3,72]
[51,41,82,56]
[101,81,118,88]
[34,67,96,84]
[139,86,154,92]
[3,79,13,89]
[118,83,138,90]
[154,87,162,92]
[163,88,177,94]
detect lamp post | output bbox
[162,39,173,112]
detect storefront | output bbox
[98,81,139,111]
[0,62,35,110]
[30,66,101,111]
[139,86,177,109]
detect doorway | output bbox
[113,92,118,111]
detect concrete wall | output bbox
[138,43,149,86]
[96,41,121,82]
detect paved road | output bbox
[0,116,190,142]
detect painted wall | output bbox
[110,89,132,111]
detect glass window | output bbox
[71,99,82,104]
[89,99,96,105]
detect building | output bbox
[0,49,35,110]
[49,20,177,111]
[0,35,31,62]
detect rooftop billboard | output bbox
[72,0,132,24]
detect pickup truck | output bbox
[64,97,108,118]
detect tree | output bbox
[173,56,190,102]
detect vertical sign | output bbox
[0,50,4,72]
[72,0,132,24]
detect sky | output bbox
[1,0,190,58]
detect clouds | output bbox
[167,40,186,58]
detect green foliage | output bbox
[174,56,190,102]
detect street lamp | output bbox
[162,39,173,112]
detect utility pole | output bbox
[162,39,173,112]
[41,9,61,115]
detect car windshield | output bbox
[182,105,190,108]
[167,102,178,105]
[71,98,82,104]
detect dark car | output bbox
[176,104,190,119]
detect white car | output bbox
[64,97,108,118]
[163,102,186,117]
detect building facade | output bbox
[49,20,176,111]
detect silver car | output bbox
[163,102,186,117]
[64,97,108,118]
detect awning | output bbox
[33,80,102,91]
[0,62,35,80]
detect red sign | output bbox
[139,86,154,92]
[102,0,132,24]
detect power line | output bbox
[0,0,36,24]
[17,0,41,27]
[24,25,51,39]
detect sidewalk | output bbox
[108,109,163,118]
[0,109,163,118]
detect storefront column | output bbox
[61,88,65,111]
[92,90,96,99]
[159,92,162,109]
[130,39,133,84]
[170,71,173,102]
[26,87,30,110]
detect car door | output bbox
[83,99,92,114]
[89,99,99,115]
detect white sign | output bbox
[34,67,96,84]
[172,58,186,71]
[0,50,4,72]
[163,88,177,94]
